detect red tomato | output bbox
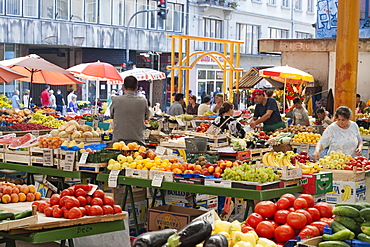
[305,225,320,236]
[256,221,275,239]
[32,201,40,209]
[320,218,333,225]
[274,210,289,224]
[60,189,71,198]
[88,205,103,216]
[241,224,255,233]
[310,221,328,235]
[288,207,295,212]
[75,188,87,197]
[102,205,114,215]
[274,224,295,242]
[298,194,315,208]
[86,196,92,205]
[307,208,321,221]
[38,202,47,213]
[113,205,122,214]
[255,201,277,218]
[299,226,314,240]
[296,209,312,224]
[51,205,60,209]
[63,209,70,219]
[67,187,75,196]
[50,195,60,206]
[294,198,308,210]
[69,207,83,219]
[52,207,63,218]
[85,205,91,211]
[79,207,87,216]
[280,193,296,207]
[44,206,53,217]
[276,198,291,210]
[77,196,87,206]
[59,196,69,207]
[246,213,264,228]
[92,189,105,199]
[314,202,333,218]
[267,220,278,229]
[65,197,80,209]
[287,212,307,230]
[91,198,103,206]
[103,196,114,206]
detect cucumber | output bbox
[331,221,348,233]
[14,210,32,220]
[322,229,353,241]
[0,212,14,221]
[358,233,370,243]
[336,203,366,211]
[356,202,370,208]
[354,217,365,223]
[360,208,370,221]
[333,206,360,218]
[318,241,350,247]
[334,216,357,232]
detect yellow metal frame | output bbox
[167,35,244,103]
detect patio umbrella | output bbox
[111,68,166,84]
[67,61,123,113]
[0,54,83,85]
[259,65,314,110]
[0,64,27,83]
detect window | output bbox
[296,31,313,38]
[23,0,38,17]
[56,0,68,20]
[203,18,223,51]
[237,23,260,54]
[268,27,289,39]
[307,0,314,12]
[174,4,183,32]
[40,0,54,19]
[197,69,224,99]
[125,0,135,27]
[71,0,84,21]
[85,0,97,23]
[4,44,20,99]
[166,2,174,31]
[267,0,276,4]
[112,0,124,25]
[136,0,147,28]
[100,0,111,24]
[6,0,21,16]
[0,0,4,14]
[294,0,301,10]
[282,0,289,8]
[148,1,157,29]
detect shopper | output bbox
[211,101,245,138]
[40,85,50,106]
[211,93,224,114]
[11,90,20,109]
[316,107,333,127]
[313,106,363,161]
[137,86,146,98]
[292,98,309,126]
[68,95,78,113]
[67,88,76,106]
[198,95,211,116]
[168,93,185,116]
[23,89,31,109]
[356,94,366,113]
[49,90,56,109]
[249,89,285,132]
[55,89,65,113]
[107,90,116,107]
[186,95,199,115]
[111,76,150,146]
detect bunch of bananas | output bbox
[262,151,297,168]
[302,161,322,174]
[341,185,352,201]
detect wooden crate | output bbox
[322,167,365,181]
[30,147,60,156]
[4,153,31,165]
[4,145,30,155]
[30,156,60,168]
[76,163,106,173]
[250,148,272,161]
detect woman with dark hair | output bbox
[186,95,199,115]
[211,101,245,138]
[313,106,363,161]
[198,95,211,116]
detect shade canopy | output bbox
[0,64,27,83]
[67,61,122,82]
[111,68,166,84]
[259,65,314,83]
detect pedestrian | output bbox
[211,93,224,114]
[11,90,20,109]
[211,101,245,138]
[68,95,78,113]
[266,90,274,98]
[49,90,56,109]
[249,89,286,132]
[55,89,65,113]
[168,93,185,116]
[292,98,309,126]
[67,88,76,106]
[186,95,199,115]
[107,90,116,107]
[201,90,206,103]
[213,87,221,97]
[40,85,50,106]
[198,95,211,116]
[137,86,146,98]
[23,89,31,109]
[111,76,150,146]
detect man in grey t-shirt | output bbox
[292,98,309,126]
[168,93,185,116]
[111,76,150,146]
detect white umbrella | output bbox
[109,68,166,84]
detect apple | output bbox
[208,166,215,174]
[140,152,147,159]
[204,163,212,168]
[219,162,227,170]
[215,167,223,174]
[187,164,195,171]
[194,170,201,174]
[195,165,202,171]
[203,171,210,175]
[213,172,221,178]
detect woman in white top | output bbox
[313,106,363,161]
[49,90,56,109]
[198,95,211,116]
[23,90,31,109]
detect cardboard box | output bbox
[148,205,207,231]
[122,188,148,226]
[326,180,366,204]
[125,168,149,179]
[196,196,218,211]
[204,179,232,188]
[322,167,365,181]
[299,172,333,194]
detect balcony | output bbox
[198,0,239,9]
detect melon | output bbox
[233,110,242,118]
[0,136,22,145]
[8,133,34,149]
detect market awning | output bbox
[234,66,285,90]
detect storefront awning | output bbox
[235,66,285,90]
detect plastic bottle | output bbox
[323,224,332,235]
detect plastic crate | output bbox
[186,152,219,164]
[345,239,370,247]
[77,150,120,163]
[185,137,208,153]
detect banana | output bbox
[344,185,351,201]
[277,155,285,167]
[267,152,279,167]
[262,152,270,166]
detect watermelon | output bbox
[8,133,34,149]
[233,110,242,118]
[0,136,23,145]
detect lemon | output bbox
[108,159,116,165]
[137,164,143,169]
[127,156,134,163]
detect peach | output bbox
[0,193,3,198]
[20,185,29,194]
[187,164,195,171]
[18,192,26,202]
[10,193,19,203]
[208,166,215,174]
[16,185,22,190]
[195,165,202,171]
[215,167,222,174]
[34,192,41,200]
[2,194,10,204]
[3,186,12,195]
[26,193,35,202]
[28,185,36,193]
[219,162,227,170]
[12,187,19,194]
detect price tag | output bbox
[63,151,76,171]
[144,130,151,140]
[155,146,166,155]
[109,121,114,129]
[191,120,197,129]
[151,173,164,187]
[300,143,310,153]
[194,210,215,227]
[43,149,53,166]
[79,152,89,164]
[31,130,38,135]
[256,160,261,166]
[93,120,99,129]
[176,119,185,126]
[108,170,120,188]
[158,119,163,130]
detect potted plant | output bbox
[228,1,239,8]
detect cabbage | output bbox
[232,139,247,151]
[281,137,292,145]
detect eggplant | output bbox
[204,234,229,247]
[132,229,177,247]
[178,219,212,246]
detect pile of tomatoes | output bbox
[345,156,370,171]
[243,194,333,245]
[33,185,122,219]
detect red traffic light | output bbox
[159,0,166,3]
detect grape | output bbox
[222,162,279,183]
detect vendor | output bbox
[249,89,286,132]
[211,101,245,138]
[292,98,309,126]
[316,107,333,127]
[313,106,363,161]
[67,95,78,113]
[211,93,224,114]
[356,94,366,113]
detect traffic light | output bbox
[157,0,167,20]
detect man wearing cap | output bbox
[211,93,224,114]
[250,89,285,132]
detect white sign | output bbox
[79,152,89,164]
[191,120,197,129]
[194,210,215,227]
[155,146,166,155]
[151,173,164,187]
[108,170,120,188]
[176,119,185,126]
[43,149,53,167]
[300,143,309,153]
[63,151,76,171]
